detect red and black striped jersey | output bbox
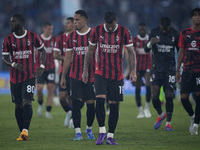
[179,27,200,73]
[53,33,69,73]
[2,30,44,84]
[66,28,95,82]
[133,35,152,71]
[90,24,133,80]
[36,34,56,71]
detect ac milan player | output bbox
[132,23,152,119]
[82,10,137,145]
[144,17,179,131]
[176,8,200,135]
[2,14,46,140]
[53,17,74,127]
[36,22,56,119]
[60,10,95,140]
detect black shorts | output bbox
[10,78,35,104]
[70,78,95,100]
[94,74,124,102]
[59,72,70,94]
[37,69,55,84]
[181,72,200,94]
[150,70,176,91]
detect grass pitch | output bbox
[0,94,200,150]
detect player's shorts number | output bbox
[27,85,35,93]
[169,75,175,83]
[119,86,124,94]
[48,73,55,81]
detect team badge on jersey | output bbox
[116,34,119,41]
[27,39,30,46]
[172,36,175,42]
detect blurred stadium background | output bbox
[0,0,199,94]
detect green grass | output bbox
[0,94,200,150]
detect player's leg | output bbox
[106,79,123,145]
[45,70,55,119]
[36,72,45,117]
[135,72,144,118]
[84,83,95,140]
[10,82,24,140]
[144,71,152,118]
[19,78,35,141]
[70,78,84,140]
[94,75,107,145]
[180,72,195,133]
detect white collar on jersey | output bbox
[76,28,91,35]
[103,24,118,32]
[41,34,52,41]
[137,34,149,41]
[13,30,27,38]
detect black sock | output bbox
[194,96,200,124]
[108,103,119,133]
[96,98,105,127]
[135,88,141,107]
[15,106,23,132]
[23,104,33,130]
[152,98,162,115]
[38,100,43,105]
[46,106,52,112]
[146,86,151,103]
[72,99,82,128]
[181,98,194,116]
[166,97,173,122]
[60,99,69,112]
[86,103,95,127]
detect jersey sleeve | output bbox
[65,34,73,51]
[132,37,136,49]
[35,34,44,50]
[178,31,184,48]
[53,35,61,52]
[2,38,10,55]
[89,27,97,46]
[124,29,133,47]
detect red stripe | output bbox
[104,31,109,79]
[111,32,115,80]
[22,35,28,81]
[16,38,22,83]
[117,26,121,79]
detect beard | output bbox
[11,24,20,32]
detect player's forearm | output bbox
[127,47,136,72]
[62,55,71,78]
[176,48,184,72]
[40,48,46,66]
[53,51,64,60]
[83,49,94,72]
[2,55,13,67]
[144,43,151,53]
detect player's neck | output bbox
[66,29,74,34]
[192,24,200,31]
[43,33,51,38]
[78,25,89,33]
[14,28,25,36]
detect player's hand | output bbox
[60,77,66,89]
[150,37,159,45]
[82,71,88,83]
[33,68,44,78]
[129,70,137,83]
[13,63,24,71]
[176,71,181,83]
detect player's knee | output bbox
[23,99,32,106]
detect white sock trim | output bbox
[22,129,28,133]
[75,128,81,133]
[107,133,114,138]
[99,126,106,133]
[86,126,92,129]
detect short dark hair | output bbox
[138,22,147,27]
[104,10,117,24]
[66,17,74,23]
[75,10,88,19]
[43,22,52,27]
[191,8,200,17]
[160,17,171,27]
[12,14,25,25]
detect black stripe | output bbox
[108,32,112,80]
[96,26,101,72]
[114,31,118,80]
[25,33,30,80]
[119,27,124,77]
[19,37,24,82]
[102,27,106,78]
[70,33,75,76]
[14,36,19,83]
[31,33,35,75]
